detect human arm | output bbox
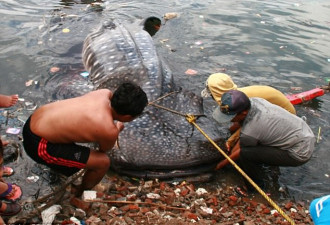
[226,128,241,151]
[215,140,241,170]
[215,141,241,170]
[98,121,124,152]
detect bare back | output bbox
[30,89,118,149]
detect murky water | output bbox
[0,0,330,202]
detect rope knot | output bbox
[186,114,196,123]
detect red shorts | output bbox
[23,116,90,176]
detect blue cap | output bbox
[212,90,250,124]
[220,90,251,115]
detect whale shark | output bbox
[82,18,230,178]
[43,17,230,179]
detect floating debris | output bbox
[27,175,40,182]
[50,67,60,73]
[160,39,169,43]
[185,69,198,75]
[25,80,34,87]
[317,126,321,143]
[62,28,70,33]
[290,86,302,91]
[164,12,179,21]
[6,127,21,135]
[80,71,89,77]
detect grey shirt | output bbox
[240,98,315,162]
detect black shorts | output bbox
[23,116,90,176]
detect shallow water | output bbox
[0,0,330,202]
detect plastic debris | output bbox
[146,193,161,199]
[160,39,169,43]
[196,188,208,195]
[164,12,179,21]
[174,188,181,197]
[290,208,297,213]
[290,86,302,91]
[62,28,70,33]
[185,69,198,75]
[325,174,329,178]
[6,128,21,135]
[50,67,60,73]
[80,71,89,77]
[27,175,40,182]
[327,59,330,62]
[271,209,278,215]
[70,217,81,225]
[41,205,62,225]
[82,190,97,201]
[25,80,34,87]
[201,206,213,214]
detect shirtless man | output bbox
[22,82,148,196]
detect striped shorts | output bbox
[22,116,90,176]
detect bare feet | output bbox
[0,94,19,108]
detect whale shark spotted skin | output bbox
[43,18,229,178]
[80,19,230,178]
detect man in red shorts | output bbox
[23,82,148,197]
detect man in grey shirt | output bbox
[214,90,315,194]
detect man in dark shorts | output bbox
[23,82,148,197]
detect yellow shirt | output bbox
[238,86,296,115]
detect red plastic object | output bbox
[286,88,325,105]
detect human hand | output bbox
[225,141,231,154]
[215,159,228,170]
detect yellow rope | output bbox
[185,114,295,225]
[148,98,296,224]
[149,96,295,225]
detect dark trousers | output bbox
[238,145,305,190]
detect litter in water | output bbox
[80,71,89,77]
[185,69,198,75]
[50,67,60,73]
[25,80,34,87]
[62,28,70,33]
[6,128,21,135]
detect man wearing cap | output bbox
[201,73,297,151]
[201,73,296,114]
[214,90,314,193]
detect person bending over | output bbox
[214,90,314,194]
[23,82,148,197]
[201,73,297,149]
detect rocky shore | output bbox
[6,171,313,225]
